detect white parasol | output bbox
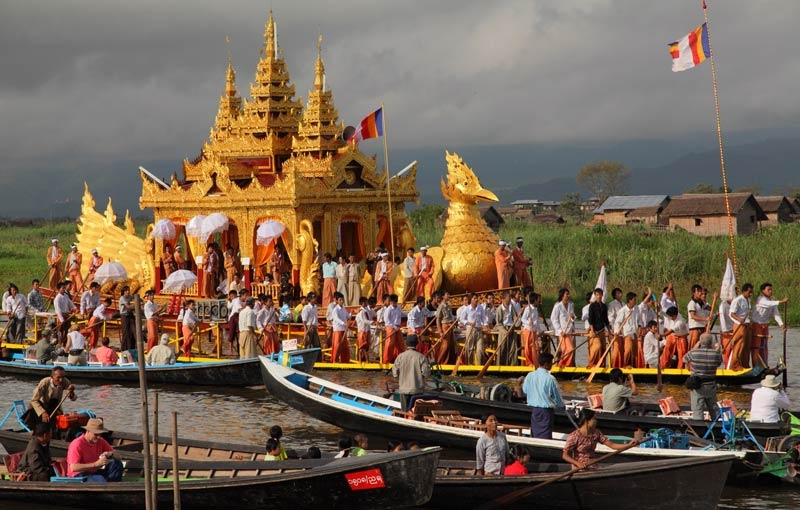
[720,256,737,303]
[93,262,128,285]
[162,269,198,293]
[590,261,607,303]
[200,213,229,242]
[186,215,206,237]
[256,220,286,246]
[150,218,176,240]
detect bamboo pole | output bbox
[135,294,153,510]
[381,102,395,260]
[152,391,159,510]
[172,411,181,510]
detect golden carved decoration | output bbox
[77,183,155,294]
[296,219,320,295]
[436,151,500,294]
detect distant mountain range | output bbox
[2,136,799,219]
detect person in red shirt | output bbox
[67,418,122,481]
[503,446,530,475]
[94,336,118,366]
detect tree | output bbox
[684,183,714,194]
[733,185,761,194]
[575,161,630,204]
[559,192,584,222]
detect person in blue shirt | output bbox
[278,296,292,322]
[521,352,565,439]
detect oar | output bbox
[782,300,789,388]
[0,302,22,341]
[554,334,592,366]
[478,436,648,510]
[587,311,631,383]
[655,302,663,392]
[477,314,523,378]
[553,316,574,364]
[426,321,457,362]
[49,387,75,419]
[704,292,718,334]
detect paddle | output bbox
[655,302,663,392]
[704,292,718,334]
[554,334,591,366]
[476,313,523,378]
[553,316,574,365]
[0,302,22,341]
[782,300,789,388]
[49,386,75,420]
[478,436,648,510]
[587,310,632,383]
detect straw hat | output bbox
[761,374,781,389]
[83,418,109,434]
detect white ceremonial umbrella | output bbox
[200,213,229,242]
[93,262,128,285]
[162,269,198,293]
[150,218,176,240]
[590,261,607,303]
[186,215,206,237]
[256,220,286,246]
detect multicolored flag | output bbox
[668,23,711,72]
[351,107,383,143]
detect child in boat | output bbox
[268,425,288,460]
[504,446,530,475]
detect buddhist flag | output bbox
[668,23,711,72]
[351,107,383,143]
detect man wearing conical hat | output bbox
[46,239,64,289]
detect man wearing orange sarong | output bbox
[85,248,103,287]
[201,245,218,298]
[382,294,403,364]
[728,284,754,371]
[406,296,429,355]
[551,288,576,368]
[66,245,83,292]
[161,243,178,277]
[83,297,112,350]
[718,298,734,367]
[143,290,163,352]
[257,295,280,355]
[414,247,434,300]
[612,292,640,369]
[511,237,533,288]
[494,241,512,289]
[660,306,689,369]
[586,288,609,369]
[751,282,787,367]
[46,239,64,290]
[355,297,373,362]
[374,253,394,304]
[330,293,351,363]
[181,300,198,358]
[434,291,456,365]
[320,253,337,307]
[520,292,541,367]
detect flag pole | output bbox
[381,102,395,260]
[702,1,738,281]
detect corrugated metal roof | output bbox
[594,195,669,214]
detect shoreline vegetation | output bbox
[2,213,798,324]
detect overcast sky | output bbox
[1,1,798,214]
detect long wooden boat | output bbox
[258,357,761,477]
[432,456,733,510]
[0,446,440,510]
[0,348,318,387]
[429,385,791,440]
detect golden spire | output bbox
[225,35,236,97]
[314,33,325,92]
[265,9,276,60]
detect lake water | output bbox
[1,328,798,509]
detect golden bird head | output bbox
[441,151,499,204]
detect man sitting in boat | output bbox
[749,374,791,423]
[95,336,119,366]
[391,334,431,411]
[66,418,123,482]
[146,334,176,366]
[16,422,55,481]
[562,408,634,470]
[601,368,638,413]
[26,366,76,429]
[34,328,57,364]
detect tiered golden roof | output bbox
[131,9,418,294]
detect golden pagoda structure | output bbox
[138,11,419,295]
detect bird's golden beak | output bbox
[473,187,498,203]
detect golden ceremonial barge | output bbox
[35,11,760,382]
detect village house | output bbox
[438,205,504,233]
[593,195,670,225]
[660,193,767,236]
[756,196,795,226]
[510,199,561,214]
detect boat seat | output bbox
[118,350,137,367]
[51,458,70,477]
[330,392,393,415]
[2,452,26,481]
[24,346,39,364]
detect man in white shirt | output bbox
[345,255,361,307]
[642,320,664,368]
[749,374,791,423]
[330,292,351,363]
[53,282,76,347]
[406,296,428,336]
[521,292,541,367]
[728,283,754,371]
[225,290,243,354]
[660,281,677,313]
[751,282,788,366]
[301,293,321,358]
[718,298,733,368]
[238,298,258,359]
[612,292,640,368]
[382,294,403,364]
[687,284,710,350]
[607,288,624,329]
[463,294,487,365]
[86,297,112,349]
[181,300,198,358]
[550,288,575,368]
[321,253,337,307]
[495,291,519,366]
[257,295,279,355]
[80,282,100,319]
[3,284,28,343]
[659,306,689,369]
[355,297,373,362]
[401,248,416,303]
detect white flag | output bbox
[720,256,737,303]
[590,263,607,303]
